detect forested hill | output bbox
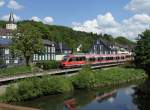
[0,20,135,52]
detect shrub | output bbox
[72,67,96,89]
[54,77,73,93]
[39,76,73,94]
[2,76,73,102]
[36,61,59,70]
[3,84,20,102]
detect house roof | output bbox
[55,42,72,51]
[0,29,12,36]
[0,38,12,46]
[42,39,54,45]
[94,39,117,51]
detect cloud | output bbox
[31,16,41,22]
[125,0,150,13]
[72,12,150,40]
[7,0,23,10]
[31,16,54,24]
[121,13,150,39]
[0,0,5,7]
[1,14,21,21]
[43,16,54,24]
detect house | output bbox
[32,39,56,61]
[90,39,117,54]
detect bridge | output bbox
[0,62,124,84]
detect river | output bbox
[14,80,150,110]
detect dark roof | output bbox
[0,38,12,46]
[94,39,117,51]
[0,29,12,36]
[42,39,54,45]
[55,43,72,50]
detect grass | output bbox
[0,66,32,77]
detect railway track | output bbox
[0,62,124,84]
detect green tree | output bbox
[135,30,150,75]
[115,36,135,48]
[11,23,44,66]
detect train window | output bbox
[89,57,95,62]
[106,57,109,60]
[76,57,80,61]
[68,57,76,62]
[98,57,103,61]
[76,57,86,61]
[63,56,69,61]
[121,56,124,59]
[81,57,86,61]
[116,57,119,60]
[68,58,73,62]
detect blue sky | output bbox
[0,0,150,40]
[0,0,131,25]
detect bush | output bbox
[38,76,72,95]
[18,78,42,100]
[3,84,20,102]
[2,76,73,102]
[72,67,96,89]
[36,61,59,70]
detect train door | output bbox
[67,57,76,67]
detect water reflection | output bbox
[133,78,150,110]
[15,80,149,110]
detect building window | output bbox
[52,54,55,60]
[33,54,36,61]
[48,54,50,60]
[51,47,55,53]
[5,49,9,55]
[35,54,38,61]
[39,55,42,60]
[45,46,48,53]
[45,54,48,60]
[42,55,45,60]
[14,59,18,64]
[48,47,51,53]
[6,60,9,64]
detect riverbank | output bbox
[0,67,147,102]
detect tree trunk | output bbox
[25,56,31,66]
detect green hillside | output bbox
[0,20,135,52]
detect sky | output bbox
[0,0,150,40]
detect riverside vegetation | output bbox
[0,67,147,102]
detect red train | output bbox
[60,54,131,68]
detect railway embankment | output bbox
[0,67,147,102]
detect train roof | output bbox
[65,54,128,58]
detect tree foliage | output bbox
[0,20,135,54]
[115,36,135,48]
[135,30,150,75]
[11,23,44,66]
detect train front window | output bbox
[63,56,69,61]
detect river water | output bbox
[15,80,150,110]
